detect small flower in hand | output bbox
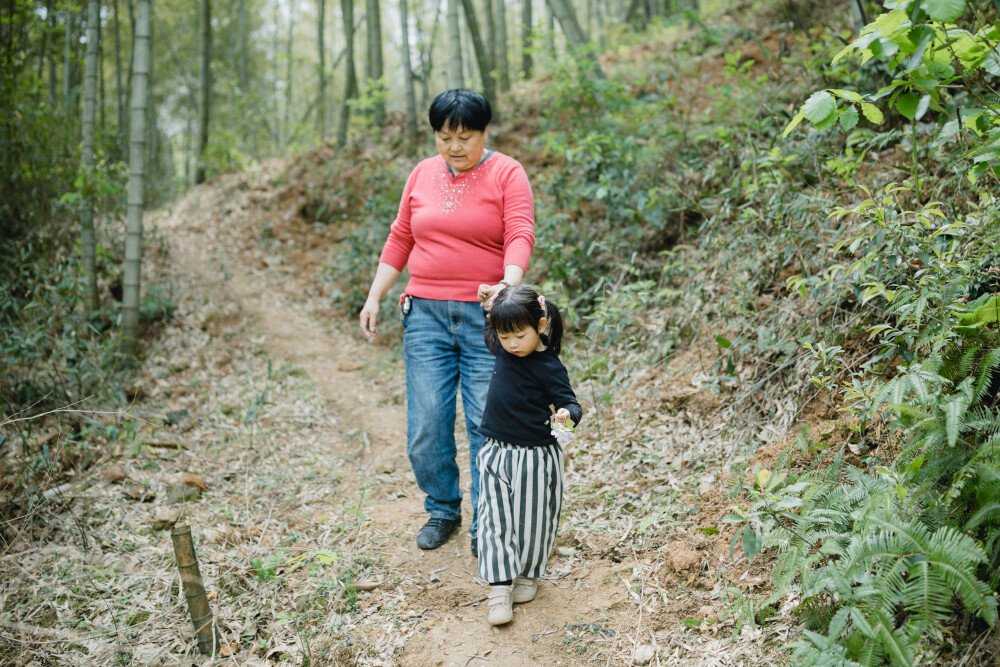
[551,417,576,445]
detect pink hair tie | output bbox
[488,291,499,306]
[538,296,545,309]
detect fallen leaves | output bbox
[104,463,127,483]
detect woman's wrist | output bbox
[499,279,514,287]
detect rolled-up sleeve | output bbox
[500,163,535,271]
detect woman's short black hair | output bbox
[428,89,492,132]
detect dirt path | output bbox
[156,174,641,665]
[134,164,791,665]
[0,162,789,666]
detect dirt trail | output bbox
[158,177,635,666]
[138,160,794,666]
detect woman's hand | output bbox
[477,283,505,309]
[360,297,380,340]
[553,408,571,424]
[360,263,402,340]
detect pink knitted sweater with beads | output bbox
[378,152,535,303]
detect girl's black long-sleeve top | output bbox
[477,346,583,447]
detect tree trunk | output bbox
[283,12,292,148]
[147,1,157,192]
[593,0,603,47]
[318,0,326,138]
[121,0,151,357]
[238,0,247,89]
[461,0,495,106]
[98,16,105,132]
[415,0,441,111]
[400,0,418,147]
[38,0,51,90]
[484,0,496,84]
[126,0,135,127]
[521,0,532,78]
[195,0,211,184]
[272,1,280,143]
[545,0,602,76]
[462,18,476,84]
[46,0,57,104]
[366,0,385,128]
[586,0,593,42]
[63,8,73,104]
[624,0,644,30]
[80,0,100,313]
[184,111,191,184]
[850,0,867,34]
[546,1,555,60]
[336,0,358,148]
[494,0,509,90]
[171,525,220,654]
[446,0,463,87]
[114,0,125,143]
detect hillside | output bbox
[3,2,1000,665]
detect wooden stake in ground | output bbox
[171,524,219,654]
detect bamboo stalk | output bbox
[170,524,219,655]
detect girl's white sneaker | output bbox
[512,576,538,603]
[487,586,513,625]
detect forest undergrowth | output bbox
[3,1,1000,665]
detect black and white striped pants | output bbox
[476,438,564,584]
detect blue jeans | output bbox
[402,297,495,536]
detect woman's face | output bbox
[434,123,487,173]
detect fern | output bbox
[974,347,1000,403]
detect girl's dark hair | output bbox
[484,284,565,356]
[428,89,492,132]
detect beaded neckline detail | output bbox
[436,153,496,214]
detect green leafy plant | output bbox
[742,170,1000,662]
[251,553,285,581]
[784,1,1000,190]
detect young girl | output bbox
[475,284,583,626]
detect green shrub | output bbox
[319,156,408,317]
[729,181,1000,663]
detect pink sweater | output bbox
[379,152,535,302]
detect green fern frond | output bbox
[962,405,999,436]
[870,608,916,667]
[957,345,982,382]
[851,632,886,667]
[944,393,972,447]
[965,501,1000,531]
[974,348,1000,402]
[972,453,1000,486]
[890,402,933,423]
[920,505,951,530]
[900,560,957,633]
[925,526,996,624]
[791,628,866,666]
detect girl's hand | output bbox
[551,410,575,445]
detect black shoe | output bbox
[471,536,478,559]
[416,517,461,550]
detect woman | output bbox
[359,89,535,556]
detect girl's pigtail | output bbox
[543,299,564,355]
